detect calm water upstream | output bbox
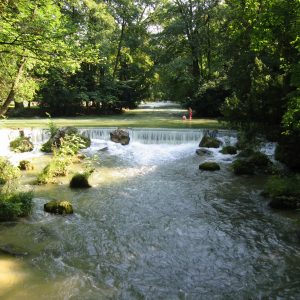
[0,128,300,299]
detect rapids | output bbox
[0,127,300,299]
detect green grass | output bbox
[0,108,225,129]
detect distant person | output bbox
[188,107,193,120]
[182,115,187,120]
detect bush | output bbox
[265,176,300,198]
[0,157,21,184]
[0,191,33,221]
[10,137,34,153]
[70,173,91,188]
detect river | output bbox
[0,128,300,299]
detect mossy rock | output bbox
[269,196,300,210]
[199,161,220,171]
[70,173,91,188]
[232,159,255,175]
[18,160,34,171]
[199,135,222,148]
[220,146,237,155]
[236,148,255,158]
[10,137,34,153]
[196,148,213,156]
[44,200,73,214]
[248,152,271,167]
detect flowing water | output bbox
[0,128,300,299]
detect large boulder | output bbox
[232,159,255,175]
[199,161,220,171]
[18,160,34,171]
[110,129,130,145]
[70,173,91,188]
[220,145,237,155]
[10,136,34,153]
[41,127,91,152]
[44,200,73,215]
[199,135,222,148]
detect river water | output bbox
[0,128,300,299]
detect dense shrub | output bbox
[0,157,20,184]
[0,191,33,221]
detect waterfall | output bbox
[80,128,227,144]
[0,127,236,151]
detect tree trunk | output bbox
[113,18,126,79]
[14,101,24,109]
[0,57,26,116]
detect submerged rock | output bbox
[70,173,91,188]
[0,244,28,257]
[110,129,130,145]
[196,148,213,156]
[18,160,34,171]
[199,135,222,148]
[220,146,237,155]
[199,161,220,171]
[44,200,73,215]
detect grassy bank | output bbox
[0,108,224,129]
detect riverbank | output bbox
[0,105,224,129]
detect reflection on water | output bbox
[0,131,300,299]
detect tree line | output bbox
[0,1,299,160]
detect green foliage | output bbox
[0,191,33,221]
[10,137,34,153]
[0,157,21,184]
[37,130,88,184]
[266,176,300,198]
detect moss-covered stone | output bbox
[44,200,73,214]
[41,127,91,153]
[199,161,220,171]
[248,152,271,167]
[199,135,222,148]
[269,196,300,210]
[220,146,237,155]
[10,137,34,153]
[232,159,255,175]
[18,160,34,171]
[70,173,91,188]
[236,148,255,158]
[196,148,213,156]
